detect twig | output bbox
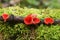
[30,26,35,40]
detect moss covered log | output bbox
[0,6,60,40]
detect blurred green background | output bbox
[0,0,60,9]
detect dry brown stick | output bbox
[30,27,35,40]
[0,15,60,25]
[0,33,3,40]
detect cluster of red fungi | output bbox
[2,13,54,25]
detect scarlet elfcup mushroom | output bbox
[24,16,33,25]
[44,17,54,25]
[2,13,9,22]
[33,17,40,24]
[24,14,40,25]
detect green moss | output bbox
[0,6,60,40]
